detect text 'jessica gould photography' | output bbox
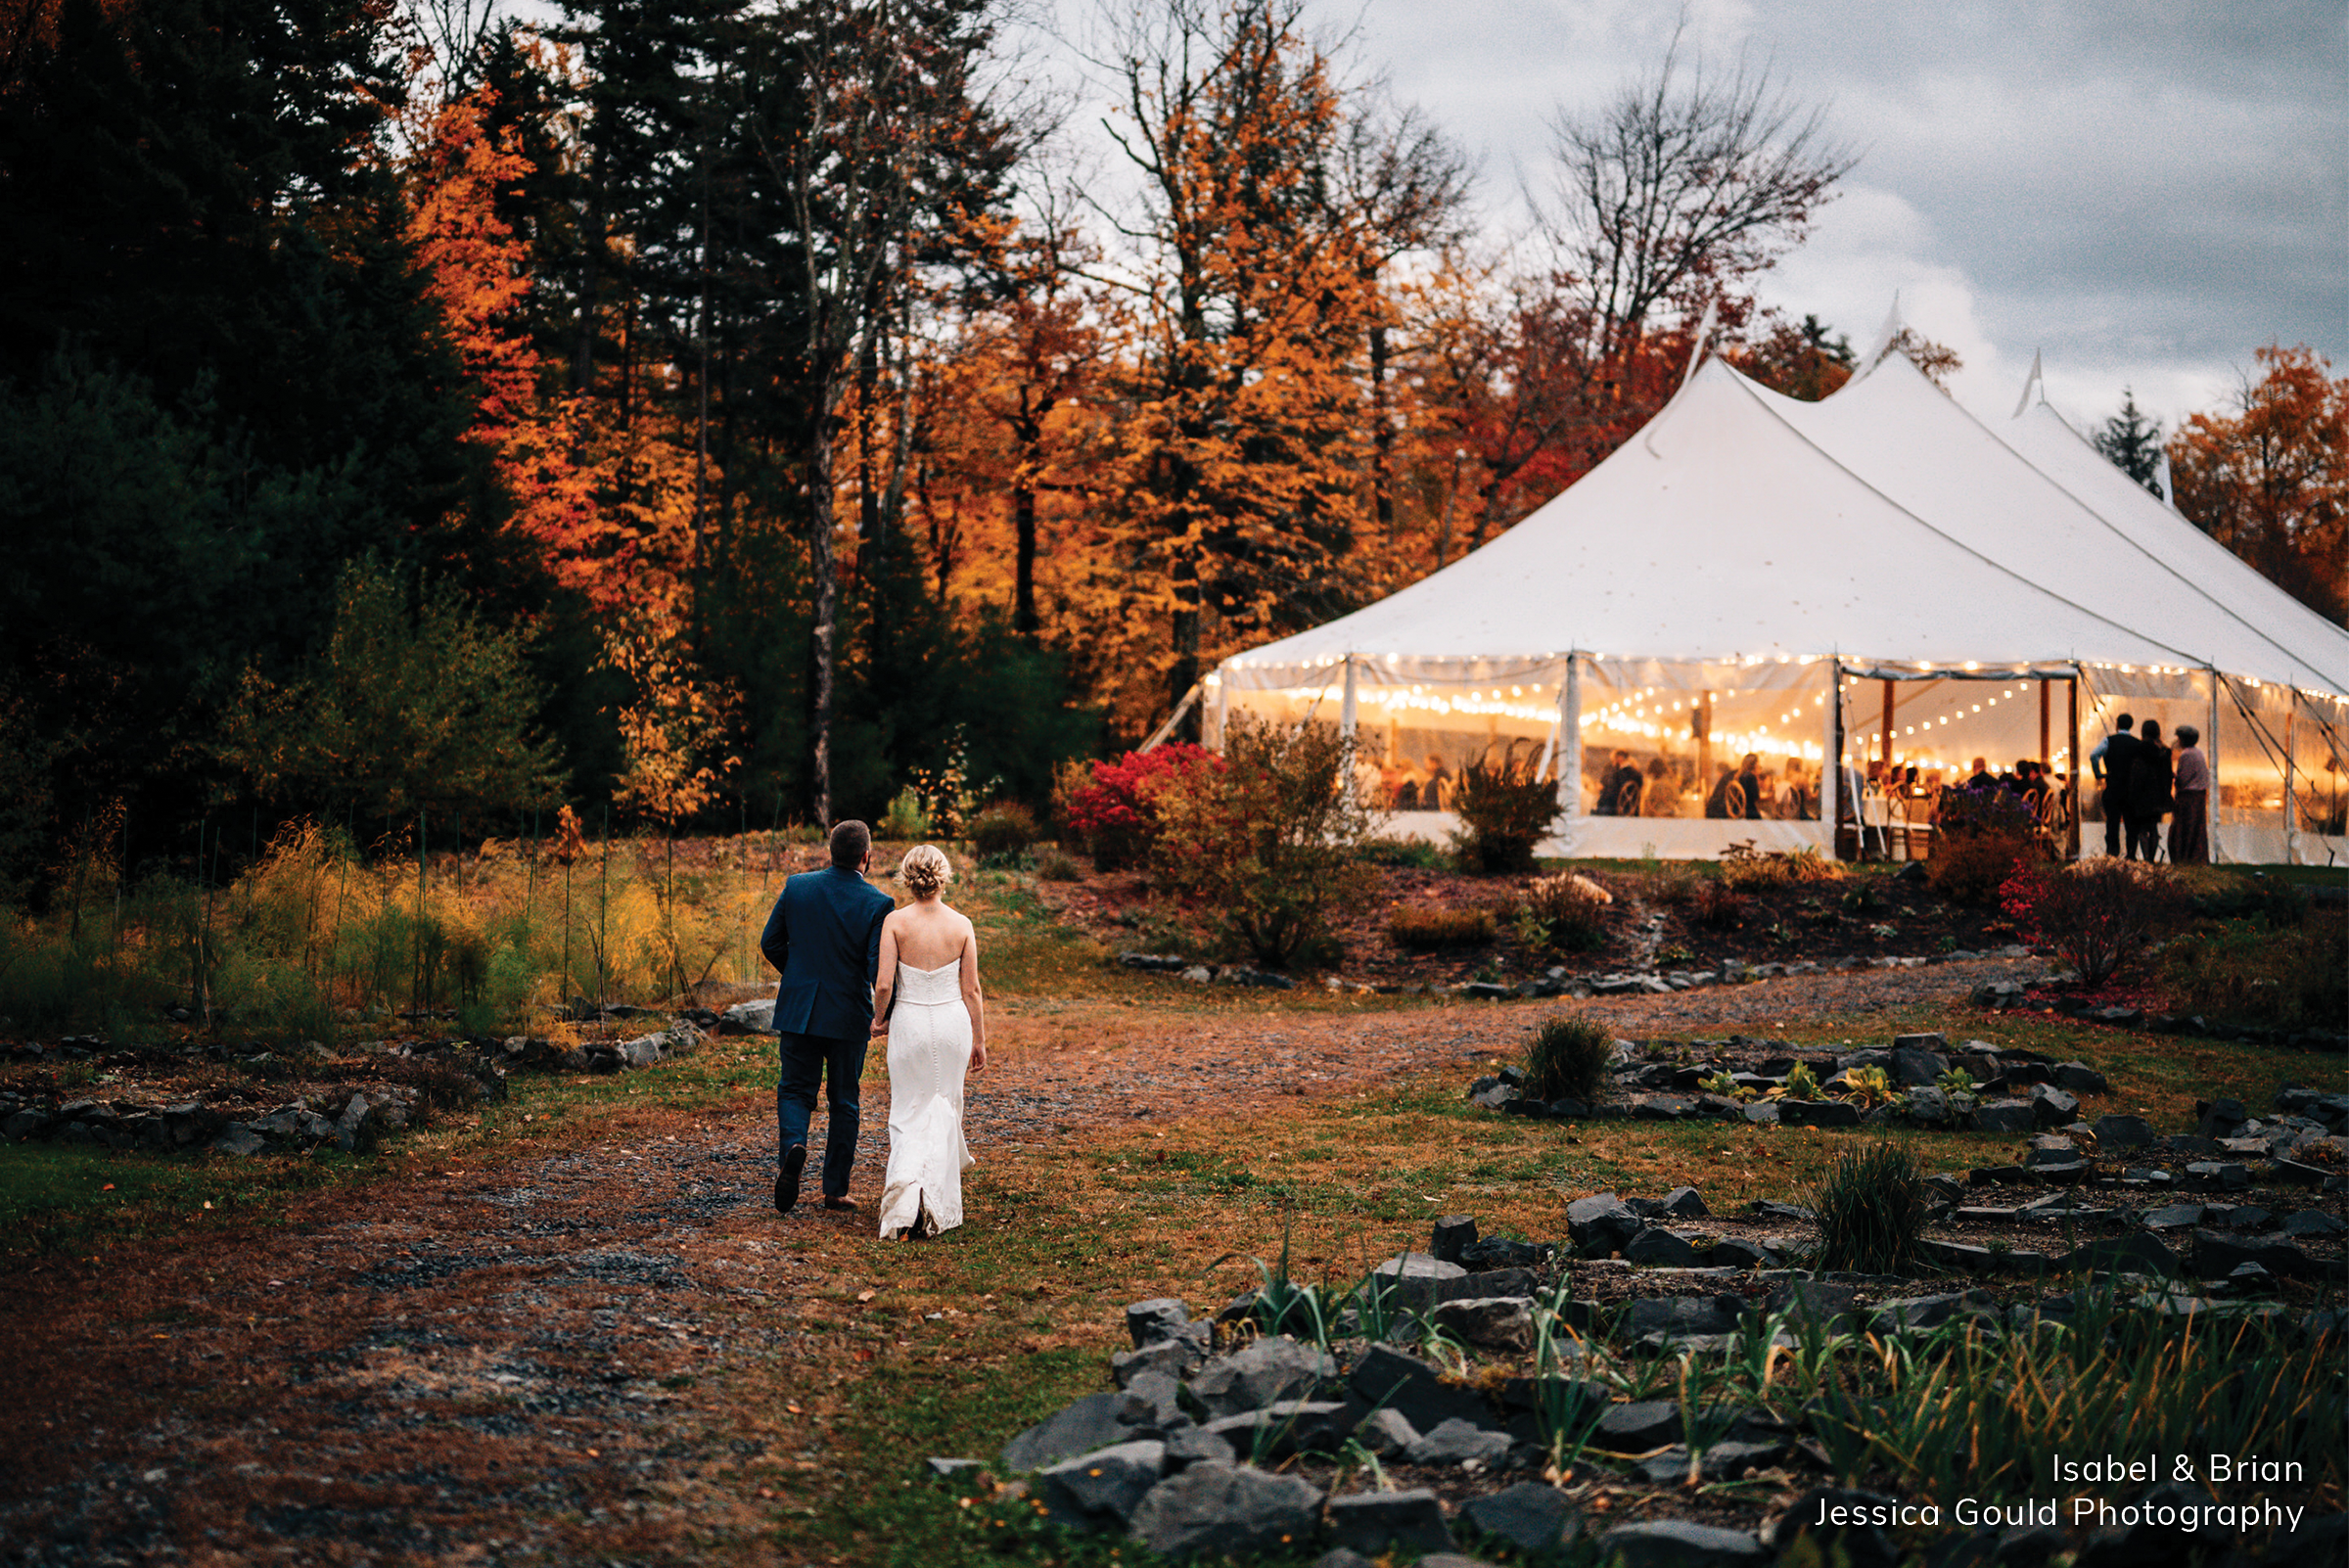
[1811,1454,2310,1536]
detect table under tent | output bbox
[1206,346,2349,864]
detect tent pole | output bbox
[1340,656,1358,742]
[2205,668,2222,864]
[2283,700,2298,866]
[1880,680,1894,772]
[2038,680,2050,765]
[1823,663,1843,858]
[2066,673,2081,860]
[1559,655,1583,837]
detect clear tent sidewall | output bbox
[1211,654,2346,865]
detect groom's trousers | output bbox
[776,1031,866,1199]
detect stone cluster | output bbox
[0,1083,426,1157]
[944,1199,2343,1567]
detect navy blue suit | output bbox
[760,864,895,1198]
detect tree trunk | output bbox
[1012,423,1039,634]
[1369,314,1395,538]
[809,421,839,827]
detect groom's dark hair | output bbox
[829,819,872,869]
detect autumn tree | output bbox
[2169,344,2349,625]
[1729,311,1855,401]
[1095,0,1391,730]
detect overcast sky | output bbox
[1023,0,2347,436]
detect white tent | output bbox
[1212,350,2349,863]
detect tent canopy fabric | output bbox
[1225,353,2348,690]
[1215,349,2349,864]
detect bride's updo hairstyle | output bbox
[898,844,952,899]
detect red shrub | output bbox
[1061,744,1224,870]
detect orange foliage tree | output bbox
[2168,344,2349,626]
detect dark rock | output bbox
[1751,1198,1816,1222]
[1767,1278,1857,1328]
[1350,1407,1416,1456]
[2140,1203,2204,1230]
[1771,1488,1901,1568]
[1624,1228,1701,1268]
[1597,1520,1770,1568]
[1624,1294,1743,1338]
[1113,1330,1210,1387]
[1974,1099,2038,1134]
[2052,1061,2108,1094]
[925,1456,984,1480]
[1038,1440,1166,1529]
[1778,1099,1861,1129]
[1633,1094,1697,1121]
[1889,1045,1949,1085]
[1161,1424,1235,1471]
[1430,1214,1479,1265]
[1325,1489,1452,1555]
[2190,1230,2318,1281]
[1186,1337,1339,1418]
[1119,1371,1187,1434]
[1126,1460,1320,1560]
[1312,1551,1377,1568]
[1004,1393,1133,1473]
[2221,1205,2275,1231]
[1593,1401,1681,1451]
[1868,1291,1998,1333]
[1634,1439,1789,1485]
[2095,1114,2154,1149]
[1200,1401,1356,1460]
[2033,1161,2089,1185]
[1405,1416,1512,1467]
[1458,1481,1581,1555]
[210,1124,267,1157]
[2062,1233,2180,1278]
[2184,1161,2253,1191]
[1127,1297,1193,1348]
[1708,1237,1781,1270]
[1347,1346,1493,1437]
[1429,1296,1536,1356]
[1742,1101,1781,1124]
[2029,1086,2081,1127]
[2195,1097,2249,1139]
[1458,1236,1546,1271]
[1566,1193,1644,1255]
[2283,1209,2349,1238]
[1661,1185,1708,1218]
[1903,1086,1955,1124]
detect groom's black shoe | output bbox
[775,1144,807,1213]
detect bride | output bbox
[869,845,987,1239]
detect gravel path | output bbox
[0,957,2036,1565]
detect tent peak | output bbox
[1850,294,1904,382]
[2011,349,2045,418]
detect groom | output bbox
[759,819,895,1214]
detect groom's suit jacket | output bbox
[759,865,895,1039]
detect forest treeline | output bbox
[1,0,2340,902]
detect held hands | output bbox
[869,1014,889,1038]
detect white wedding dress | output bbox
[878,958,975,1239]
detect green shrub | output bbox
[2161,911,2346,1028]
[880,786,931,841]
[1448,740,1561,874]
[1809,1140,1927,1274]
[1035,847,1082,882]
[1388,904,1496,949]
[1651,864,1701,906]
[1525,871,1609,952]
[1524,1015,1613,1102]
[1720,842,1845,892]
[1142,716,1376,968]
[1359,836,1450,869]
[969,803,1039,860]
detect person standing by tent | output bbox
[2092,714,2141,857]
[2128,720,2175,860]
[2171,725,2211,863]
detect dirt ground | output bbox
[0,958,2066,1566]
